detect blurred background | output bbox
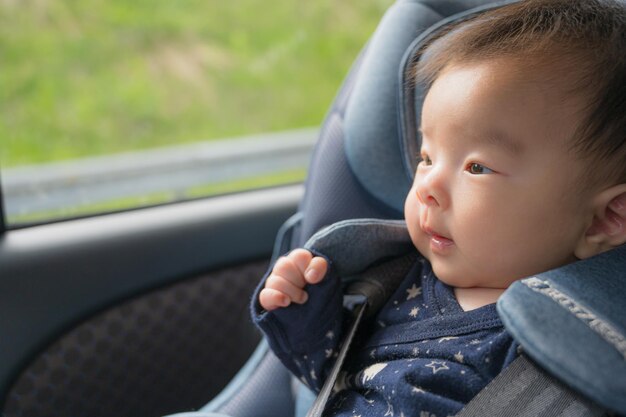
[0,0,391,225]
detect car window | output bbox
[0,0,391,228]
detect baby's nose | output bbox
[415,170,448,208]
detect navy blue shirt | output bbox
[253,256,519,417]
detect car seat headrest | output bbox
[343,0,509,213]
[343,1,438,213]
[497,244,626,415]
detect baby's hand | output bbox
[259,248,328,311]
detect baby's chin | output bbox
[433,269,480,289]
[423,255,459,285]
[414,236,512,288]
[428,259,502,289]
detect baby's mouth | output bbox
[422,226,455,252]
[420,211,454,249]
[423,225,451,240]
[430,233,454,246]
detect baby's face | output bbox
[405,58,596,289]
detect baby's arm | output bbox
[259,248,328,311]
[254,249,341,391]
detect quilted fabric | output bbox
[2,260,266,417]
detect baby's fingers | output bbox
[287,248,314,275]
[259,288,290,311]
[265,273,309,305]
[273,255,308,288]
[304,256,328,284]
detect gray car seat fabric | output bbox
[499,244,626,415]
[341,1,441,212]
[199,340,294,417]
[456,355,608,417]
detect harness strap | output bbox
[304,253,417,417]
[304,300,367,417]
[456,355,607,417]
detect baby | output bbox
[252,0,626,416]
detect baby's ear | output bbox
[575,184,626,259]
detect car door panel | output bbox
[0,184,303,417]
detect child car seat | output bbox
[165,0,626,415]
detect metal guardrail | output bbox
[3,128,318,218]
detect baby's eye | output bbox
[418,154,432,166]
[466,162,494,175]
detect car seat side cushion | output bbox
[497,244,626,415]
[344,1,443,213]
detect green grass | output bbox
[0,0,392,168]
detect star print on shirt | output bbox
[454,351,464,363]
[438,336,459,343]
[409,307,419,317]
[362,363,388,382]
[406,284,422,300]
[425,360,449,374]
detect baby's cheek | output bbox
[404,193,422,239]
[410,223,432,261]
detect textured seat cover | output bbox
[498,245,626,414]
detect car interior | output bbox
[1,0,625,417]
